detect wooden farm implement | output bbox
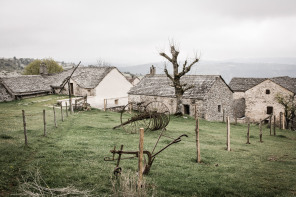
[104,129,188,175]
[113,101,170,133]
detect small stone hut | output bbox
[229,76,296,123]
[128,73,234,121]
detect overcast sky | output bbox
[1,0,296,65]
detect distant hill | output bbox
[118,58,296,83]
[0,57,34,73]
[0,57,76,76]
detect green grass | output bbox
[1,95,296,196]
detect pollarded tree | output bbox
[24,58,63,75]
[159,43,199,115]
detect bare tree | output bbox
[159,43,199,115]
[276,93,296,130]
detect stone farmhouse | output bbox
[0,66,133,108]
[229,76,296,123]
[128,71,234,121]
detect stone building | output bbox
[0,66,133,109]
[128,72,234,121]
[229,76,296,123]
[53,67,133,108]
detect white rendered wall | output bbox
[88,69,133,109]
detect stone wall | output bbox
[245,79,292,123]
[204,77,234,121]
[58,79,95,96]
[0,83,13,102]
[233,98,246,118]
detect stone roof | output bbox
[71,67,115,88]
[0,66,116,96]
[0,75,52,95]
[270,76,296,94]
[128,74,223,99]
[229,78,267,92]
[229,76,296,93]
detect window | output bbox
[218,105,221,113]
[267,106,273,115]
[184,105,190,115]
[266,89,270,94]
[114,99,119,105]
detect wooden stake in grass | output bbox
[195,117,201,163]
[53,105,57,128]
[223,109,225,123]
[269,115,272,135]
[259,120,263,143]
[280,112,282,130]
[65,102,68,117]
[61,105,64,122]
[138,128,144,189]
[22,110,28,146]
[43,109,46,136]
[227,116,230,151]
[246,123,250,144]
[274,115,276,136]
[194,105,197,120]
[75,100,77,111]
[104,99,107,112]
[68,81,73,114]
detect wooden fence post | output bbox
[104,99,107,112]
[280,112,282,130]
[227,116,230,151]
[61,105,64,122]
[246,123,250,144]
[260,120,262,141]
[223,109,225,123]
[195,117,201,163]
[235,116,237,125]
[129,103,133,114]
[22,110,28,146]
[53,105,57,128]
[138,128,144,188]
[283,114,286,130]
[65,102,68,117]
[68,81,73,114]
[274,115,276,136]
[269,115,272,136]
[194,105,197,120]
[43,109,46,136]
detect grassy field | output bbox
[0,95,296,196]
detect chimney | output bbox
[150,65,156,76]
[39,62,48,75]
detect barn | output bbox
[128,71,234,121]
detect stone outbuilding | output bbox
[0,75,55,101]
[53,67,133,108]
[229,76,296,123]
[0,66,133,109]
[128,74,234,121]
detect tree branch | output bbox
[159,52,172,63]
[183,85,195,92]
[164,67,174,82]
[178,58,199,77]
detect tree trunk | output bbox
[175,93,183,115]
